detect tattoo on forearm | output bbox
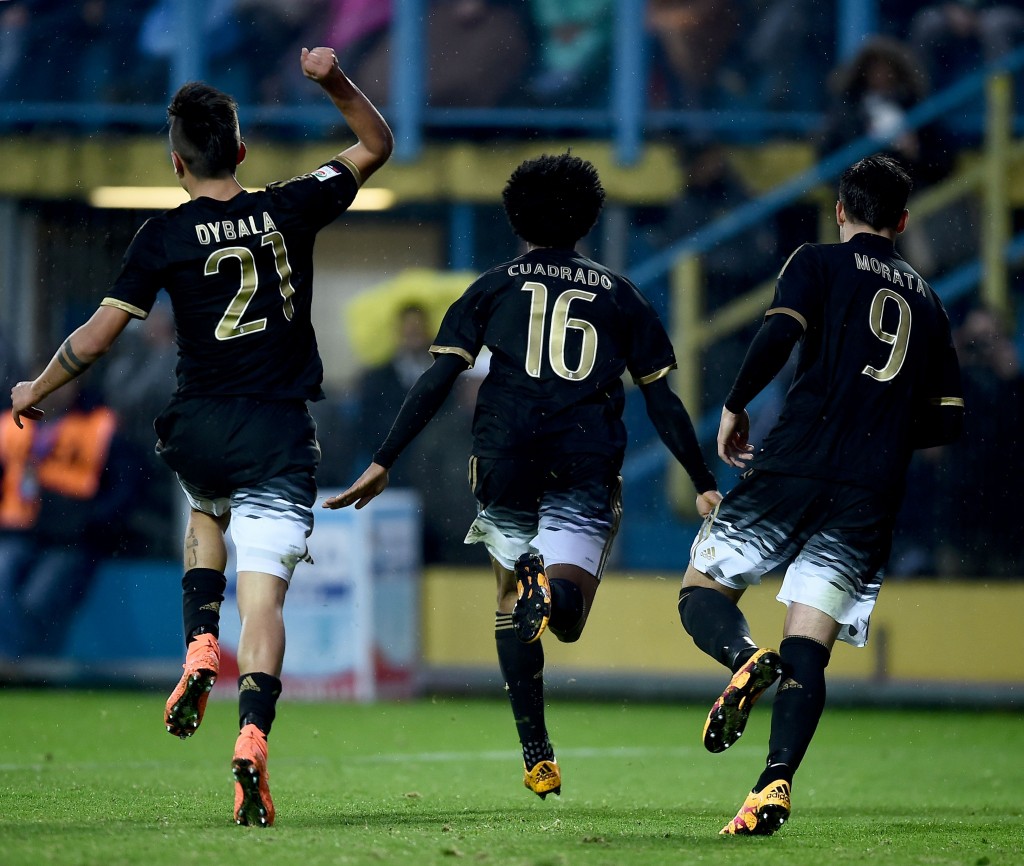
[185,527,198,568]
[57,340,91,376]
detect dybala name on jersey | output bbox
[193,211,278,245]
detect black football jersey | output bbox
[431,247,677,458]
[755,232,963,491]
[102,160,359,401]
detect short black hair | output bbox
[167,82,241,179]
[502,153,606,249]
[839,155,913,231]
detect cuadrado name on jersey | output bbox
[508,261,614,289]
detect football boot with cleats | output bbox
[703,647,782,753]
[523,758,561,799]
[720,779,791,836]
[512,553,551,644]
[232,724,275,827]
[165,632,220,739]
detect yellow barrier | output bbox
[422,566,1024,686]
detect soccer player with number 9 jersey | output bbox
[677,155,965,836]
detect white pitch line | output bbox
[0,743,732,774]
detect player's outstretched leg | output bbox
[703,647,782,753]
[232,724,275,827]
[512,553,551,644]
[165,632,220,738]
[523,758,561,799]
[720,779,791,836]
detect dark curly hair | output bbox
[839,154,913,231]
[167,82,241,179]
[502,153,606,249]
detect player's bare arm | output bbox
[301,46,394,182]
[10,305,132,428]
[717,407,754,468]
[322,462,390,510]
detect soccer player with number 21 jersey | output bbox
[11,46,393,827]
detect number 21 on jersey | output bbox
[206,231,296,341]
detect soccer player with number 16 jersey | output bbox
[325,152,720,798]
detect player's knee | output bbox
[550,620,585,643]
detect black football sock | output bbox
[678,586,758,671]
[754,635,831,791]
[548,578,585,638]
[495,612,553,764]
[181,568,226,646]
[238,672,282,736]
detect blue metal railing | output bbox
[621,46,1024,486]
[628,44,1024,292]
[0,0,878,161]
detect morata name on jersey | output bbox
[194,212,278,245]
[854,252,927,295]
[508,262,614,289]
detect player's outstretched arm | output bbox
[301,46,394,182]
[323,462,389,510]
[10,305,131,428]
[640,377,719,500]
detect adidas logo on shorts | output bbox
[700,546,716,560]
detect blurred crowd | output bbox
[0,1,1021,122]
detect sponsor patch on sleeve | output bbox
[311,164,343,182]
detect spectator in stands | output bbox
[350,301,480,563]
[136,0,244,102]
[101,300,180,558]
[0,380,136,658]
[352,302,434,480]
[523,0,614,107]
[934,306,1024,577]
[327,0,392,74]
[350,0,530,110]
[909,1,1024,94]
[235,1,323,105]
[645,0,739,110]
[819,36,963,276]
[735,0,834,112]
[7,1,149,105]
[0,2,28,97]
[820,36,955,189]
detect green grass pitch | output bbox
[0,689,1020,866]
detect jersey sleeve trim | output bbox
[633,363,676,386]
[430,344,475,366]
[100,297,148,319]
[336,156,363,187]
[765,306,807,330]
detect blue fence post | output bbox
[449,202,475,271]
[392,0,425,162]
[612,0,645,166]
[837,0,878,61]
[170,0,207,93]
